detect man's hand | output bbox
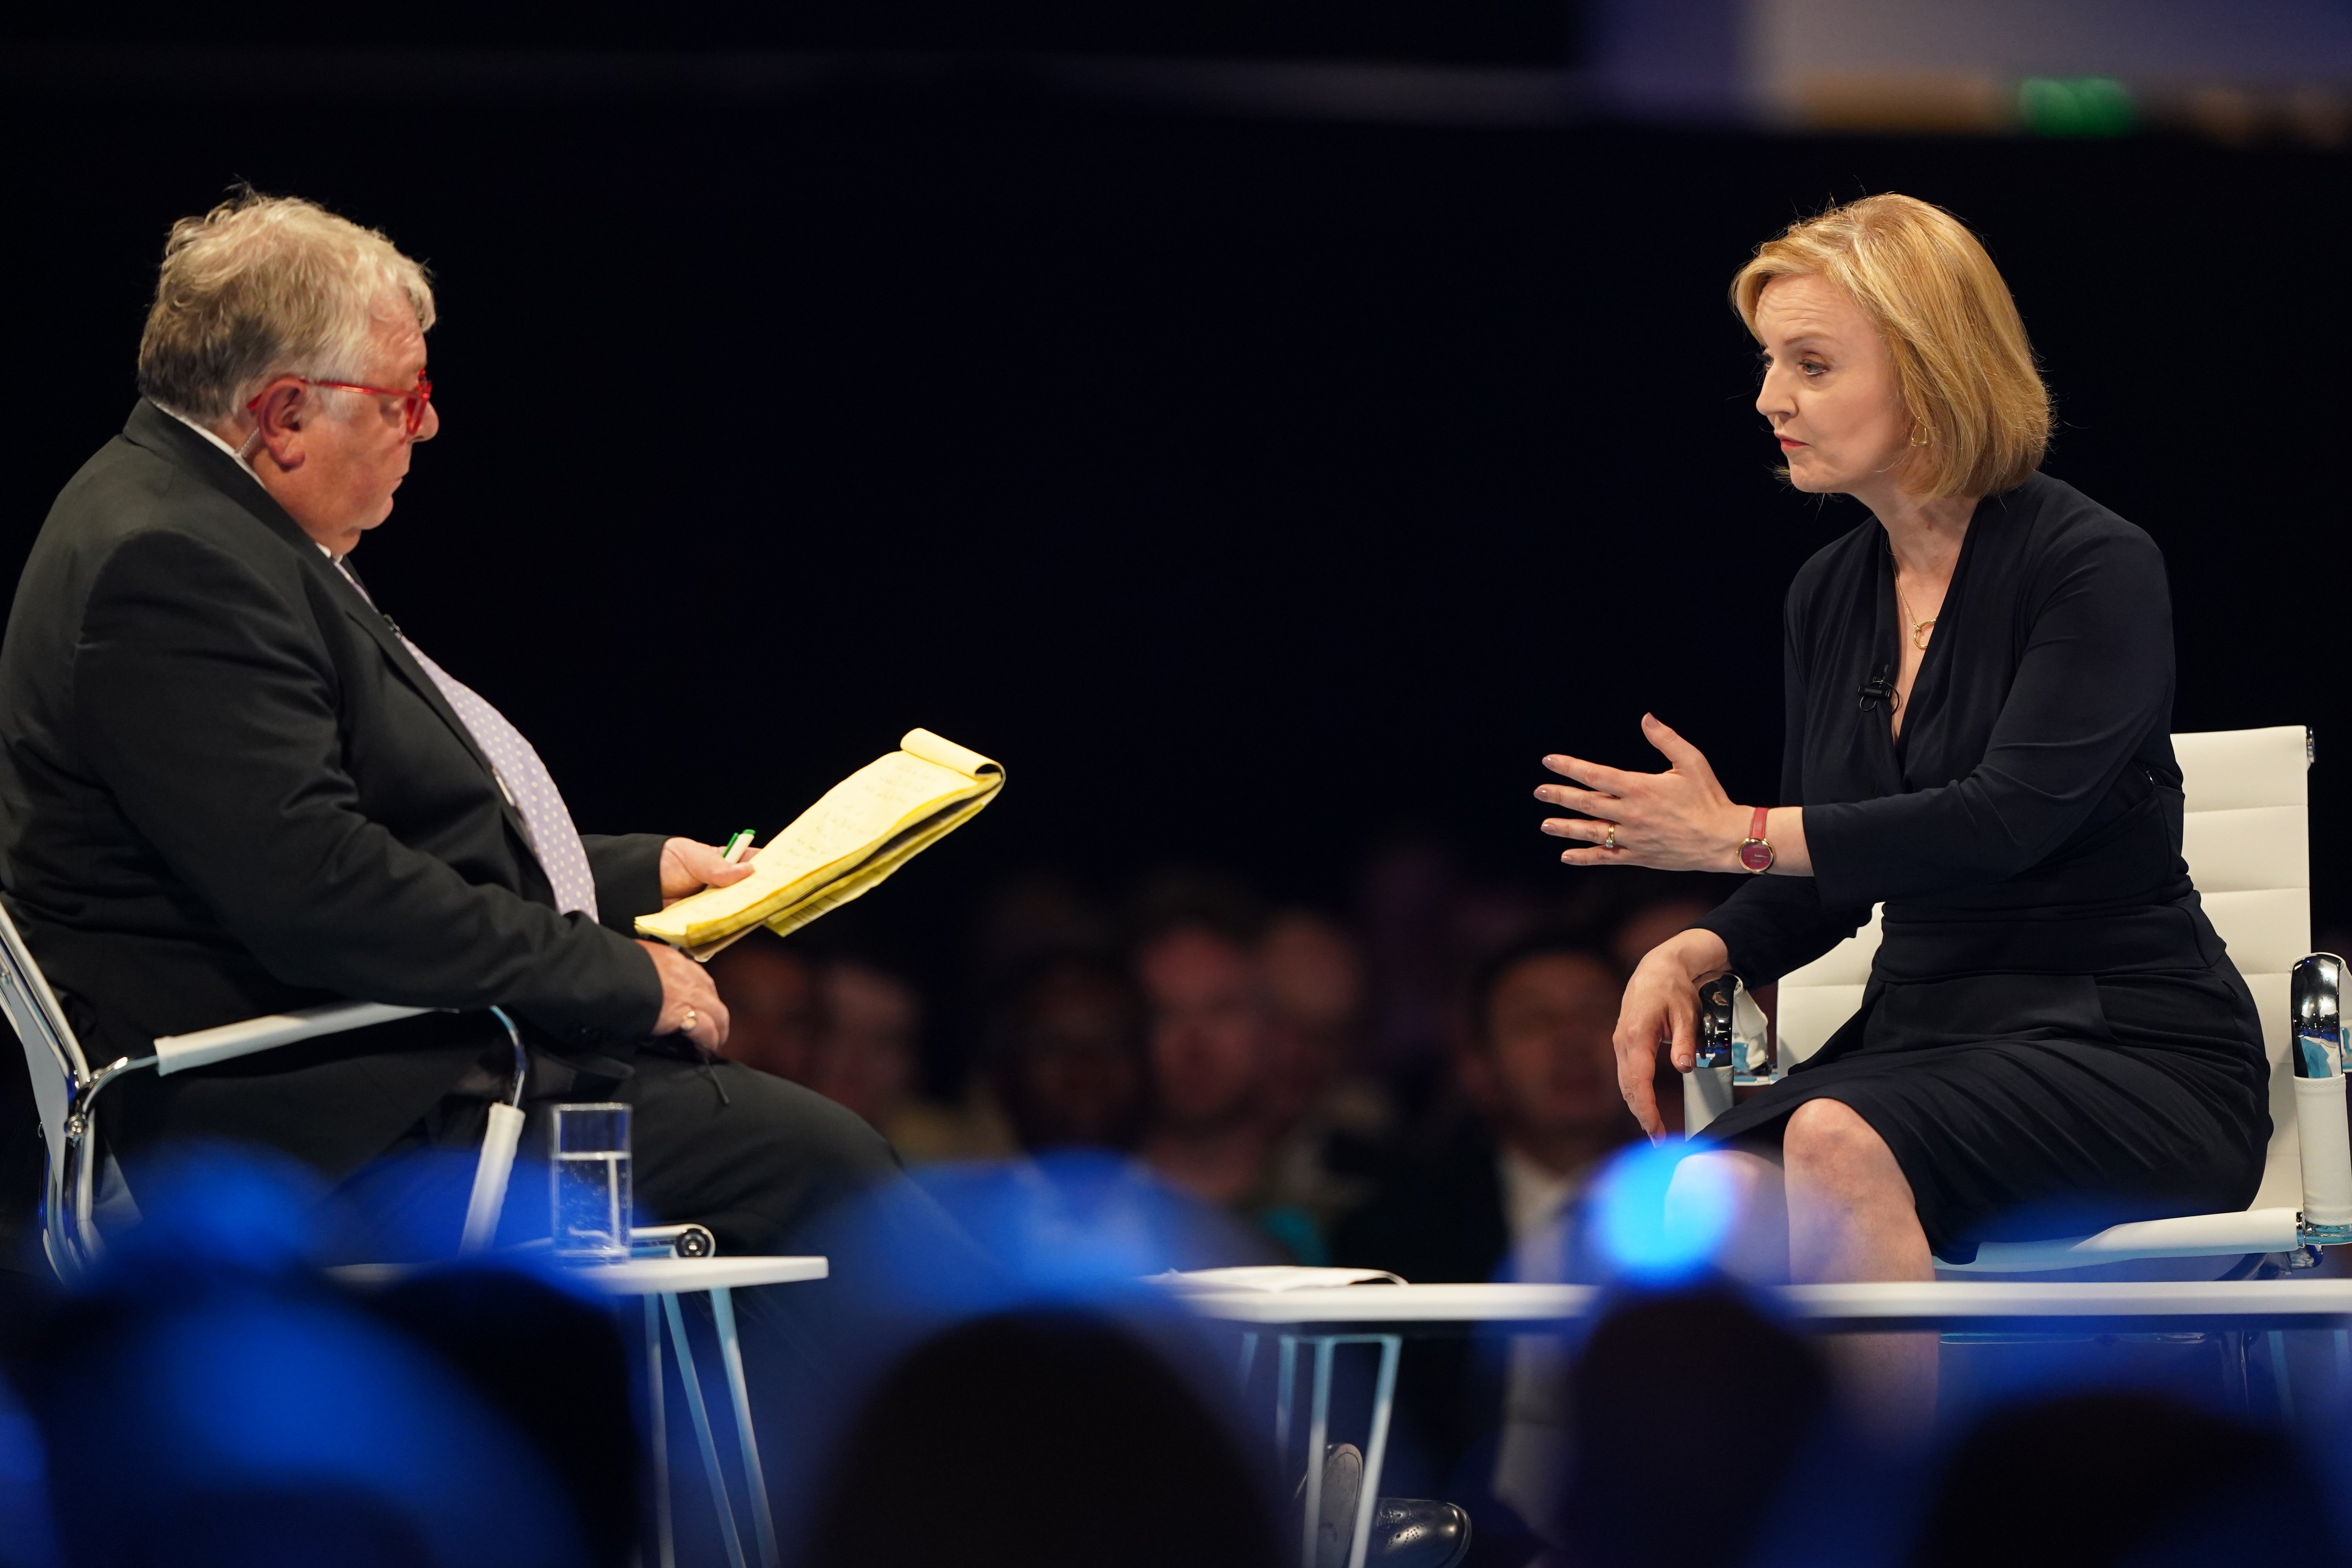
[659,836,759,907]
[638,938,730,1052]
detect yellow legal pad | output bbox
[635,728,1004,959]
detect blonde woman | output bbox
[1533,195,2268,1416]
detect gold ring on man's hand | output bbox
[1602,825,1619,851]
[681,1007,697,1034]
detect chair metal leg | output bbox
[1345,1337,1401,1568]
[1301,1338,1335,1568]
[646,1297,674,1568]
[710,1287,779,1568]
[459,1102,523,1254]
[662,1292,750,1568]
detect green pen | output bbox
[720,828,755,864]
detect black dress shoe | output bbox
[1296,1446,1473,1568]
[1366,1498,1471,1568]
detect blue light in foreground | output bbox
[1592,1141,1740,1282]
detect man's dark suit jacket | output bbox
[0,401,667,1183]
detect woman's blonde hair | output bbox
[137,189,435,423]
[1731,194,2049,499]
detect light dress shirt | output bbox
[1500,1144,1580,1249]
[1493,1145,1595,1548]
[161,404,264,483]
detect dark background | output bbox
[5,50,2345,1079]
[0,0,1583,61]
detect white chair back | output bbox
[1771,725,2311,1210]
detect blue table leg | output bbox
[663,1292,749,1568]
[1301,1339,1335,1568]
[711,1287,779,1568]
[646,1296,673,1568]
[1345,1338,1401,1568]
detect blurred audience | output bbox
[1136,922,1284,1212]
[1338,933,1641,1285]
[1359,840,1543,1095]
[817,956,1013,1162]
[708,931,825,1083]
[804,958,920,1127]
[1328,932,1644,1550]
[985,955,1152,1154]
[1561,867,1743,976]
[1130,869,1430,1261]
[971,871,1123,977]
[1258,908,1374,1131]
[802,1309,1281,1568]
[361,1268,640,1568]
[1258,909,1395,1245]
[1603,892,1719,976]
[1553,1287,1838,1568]
[710,934,1012,1162]
[8,1155,596,1568]
[1907,1390,2341,1568]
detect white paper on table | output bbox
[1152,1266,1407,1292]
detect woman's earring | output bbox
[1909,426,1931,447]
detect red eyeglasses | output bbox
[248,370,433,436]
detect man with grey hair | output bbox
[0,191,898,1254]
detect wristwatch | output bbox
[1737,806,1774,873]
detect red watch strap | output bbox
[1749,806,1769,841]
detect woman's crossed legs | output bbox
[1673,1098,1938,1435]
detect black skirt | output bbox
[1696,953,2272,1262]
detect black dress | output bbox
[1692,472,2270,1262]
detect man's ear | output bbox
[247,378,310,472]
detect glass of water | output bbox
[551,1102,632,1261]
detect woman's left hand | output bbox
[1536,714,1749,870]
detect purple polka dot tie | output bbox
[336,561,599,922]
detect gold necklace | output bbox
[1898,592,1936,652]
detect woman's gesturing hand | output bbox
[1536,714,1749,871]
[1615,928,1730,1139]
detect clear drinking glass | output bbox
[551,1102,632,1261]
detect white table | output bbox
[1168,1278,2352,1568]
[339,1254,827,1568]
[1172,1278,2352,1332]
[583,1256,827,1568]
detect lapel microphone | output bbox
[1858,663,1896,713]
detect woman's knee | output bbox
[1783,1100,1907,1201]
[1670,1148,1779,1211]
[1670,1147,1789,1280]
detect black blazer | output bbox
[0,401,666,1180]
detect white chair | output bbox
[1691,724,2352,1273]
[0,901,496,1279]
[0,902,811,1568]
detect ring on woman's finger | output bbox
[1602,824,1619,851]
